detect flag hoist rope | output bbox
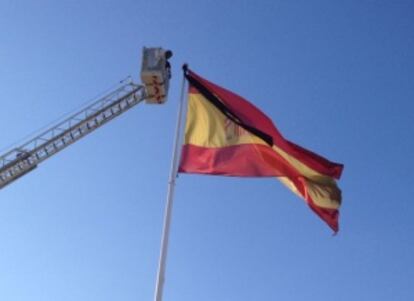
[153,65,188,301]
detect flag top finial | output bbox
[182,64,189,74]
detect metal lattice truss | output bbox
[0,81,144,189]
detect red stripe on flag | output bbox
[179,144,299,178]
[179,144,339,232]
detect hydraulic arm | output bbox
[0,81,144,190]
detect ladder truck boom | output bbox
[0,82,143,189]
[0,47,173,190]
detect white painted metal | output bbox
[141,47,170,104]
[153,71,187,301]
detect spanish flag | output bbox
[179,68,344,233]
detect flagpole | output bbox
[153,65,188,301]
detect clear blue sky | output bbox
[0,1,413,300]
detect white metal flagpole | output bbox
[153,65,188,301]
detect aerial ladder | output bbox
[0,47,172,190]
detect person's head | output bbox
[165,50,173,59]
